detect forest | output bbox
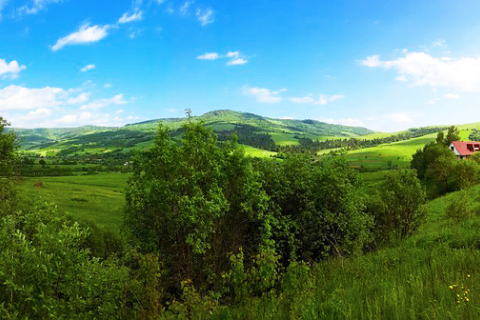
[2,116,480,319]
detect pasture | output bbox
[17,173,130,229]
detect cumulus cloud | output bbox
[196,52,220,60]
[385,113,416,123]
[0,59,26,78]
[0,0,8,19]
[289,94,345,105]
[80,64,96,72]
[67,92,90,104]
[361,51,480,92]
[443,93,460,99]
[18,0,62,15]
[226,51,239,58]
[198,50,249,65]
[80,94,127,110]
[227,58,248,66]
[320,117,365,127]
[52,24,109,51]
[0,85,66,111]
[180,0,193,15]
[118,10,143,24]
[196,8,214,26]
[1,84,134,128]
[243,87,284,103]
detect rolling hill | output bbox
[11,110,374,156]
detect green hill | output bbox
[12,110,374,157]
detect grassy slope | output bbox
[217,185,480,319]
[17,173,130,229]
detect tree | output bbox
[436,131,445,145]
[426,154,456,195]
[0,117,18,216]
[445,125,460,146]
[124,121,272,290]
[377,169,427,240]
[453,159,480,190]
[411,141,456,181]
[0,117,17,176]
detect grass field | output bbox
[345,133,437,169]
[17,173,130,229]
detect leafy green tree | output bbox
[436,130,445,145]
[453,159,480,190]
[0,117,19,216]
[0,117,17,176]
[411,141,456,181]
[256,154,372,262]
[124,121,272,290]
[426,154,456,195]
[0,198,133,319]
[445,125,461,145]
[377,169,427,240]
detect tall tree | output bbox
[0,117,17,177]
[124,121,272,290]
[445,125,460,145]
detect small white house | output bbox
[449,141,480,160]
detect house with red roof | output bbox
[449,141,480,160]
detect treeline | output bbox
[276,126,448,155]
[216,124,277,151]
[0,118,430,318]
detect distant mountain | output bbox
[11,110,375,156]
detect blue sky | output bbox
[2,0,480,131]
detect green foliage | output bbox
[125,121,272,290]
[0,198,132,319]
[374,169,427,241]
[446,125,461,145]
[257,154,373,262]
[0,117,17,176]
[446,190,472,222]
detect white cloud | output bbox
[18,0,62,15]
[52,24,109,51]
[80,94,127,110]
[361,51,480,92]
[0,0,8,19]
[226,51,239,58]
[243,87,283,103]
[279,116,295,120]
[104,83,113,88]
[227,58,248,66]
[432,38,446,47]
[443,93,460,99]
[0,85,65,111]
[361,55,381,67]
[196,8,214,26]
[67,92,90,104]
[118,10,143,24]
[385,113,415,123]
[180,0,193,15]
[197,52,220,60]
[80,64,96,72]
[289,94,345,105]
[0,59,26,78]
[321,117,365,127]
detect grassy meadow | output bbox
[17,173,130,229]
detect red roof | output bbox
[451,141,480,156]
